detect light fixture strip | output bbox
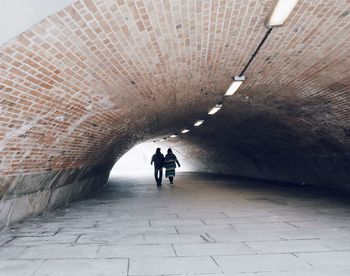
[165,0,293,141]
[208,104,222,115]
[194,119,204,127]
[225,76,245,96]
[267,0,299,27]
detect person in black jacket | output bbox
[151,148,164,187]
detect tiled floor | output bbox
[1,173,350,275]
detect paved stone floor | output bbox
[1,173,350,275]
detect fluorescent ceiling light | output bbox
[208,104,222,115]
[267,0,299,27]
[181,129,190,134]
[159,138,165,142]
[170,134,178,138]
[225,76,245,96]
[194,119,204,127]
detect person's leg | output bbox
[159,168,163,186]
[154,168,159,186]
[169,176,173,184]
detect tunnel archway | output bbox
[1,0,350,229]
[109,140,193,177]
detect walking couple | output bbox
[151,148,180,187]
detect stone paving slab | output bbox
[77,234,147,245]
[5,229,58,237]
[0,235,14,246]
[320,239,350,250]
[58,227,116,235]
[129,256,221,275]
[223,209,272,218]
[108,226,178,235]
[173,242,255,256]
[97,220,150,228]
[296,251,350,269]
[1,173,350,275]
[77,233,205,245]
[33,259,128,276]
[276,228,350,241]
[60,226,177,235]
[202,217,259,225]
[111,213,179,220]
[176,212,229,219]
[0,246,26,259]
[97,244,175,258]
[253,214,319,223]
[214,254,312,273]
[245,240,332,254]
[0,260,44,276]
[288,219,350,230]
[175,224,236,234]
[4,234,78,247]
[26,221,97,229]
[207,231,281,242]
[18,245,99,259]
[232,222,298,232]
[150,219,204,227]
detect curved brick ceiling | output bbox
[1,0,350,226]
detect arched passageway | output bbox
[1,0,350,227]
[1,0,350,273]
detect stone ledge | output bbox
[0,164,111,229]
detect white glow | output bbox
[159,139,165,142]
[109,142,190,176]
[208,104,222,115]
[267,0,299,27]
[170,134,178,138]
[194,120,204,127]
[181,129,190,134]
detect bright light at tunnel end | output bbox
[267,0,299,27]
[110,141,191,176]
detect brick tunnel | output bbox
[1,0,350,275]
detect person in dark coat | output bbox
[164,148,180,184]
[151,148,164,187]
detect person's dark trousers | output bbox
[154,167,163,186]
[169,176,174,184]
